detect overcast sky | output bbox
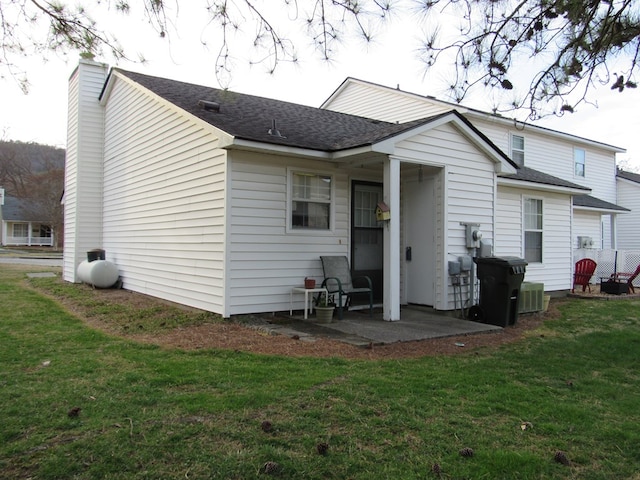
[2,2,639,172]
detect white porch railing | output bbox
[6,236,54,247]
[574,249,640,287]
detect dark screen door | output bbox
[351,182,383,302]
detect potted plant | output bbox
[314,294,335,323]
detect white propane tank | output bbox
[77,260,119,288]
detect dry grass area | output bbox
[137,312,552,359]
[40,281,563,360]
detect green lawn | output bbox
[1,264,639,479]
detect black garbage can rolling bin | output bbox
[473,256,527,327]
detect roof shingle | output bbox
[617,168,640,185]
[500,166,590,191]
[573,194,630,212]
[113,69,428,152]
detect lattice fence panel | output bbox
[574,249,640,289]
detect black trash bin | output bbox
[473,256,527,327]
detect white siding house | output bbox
[617,169,640,249]
[322,78,627,291]
[65,63,630,323]
[101,74,229,313]
[0,192,54,247]
[65,60,522,320]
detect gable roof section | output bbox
[324,78,626,154]
[104,69,516,172]
[108,69,423,152]
[617,168,640,185]
[362,109,517,173]
[98,69,615,195]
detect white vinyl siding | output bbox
[617,177,640,249]
[496,187,572,290]
[63,60,109,282]
[326,81,620,205]
[473,117,618,203]
[395,123,495,309]
[573,211,603,249]
[323,81,453,123]
[227,152,350,315]
[325,80,620,294]
[601,215,613,249]
[102,77,228,314]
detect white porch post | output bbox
[610,214,618,249]
[383,156,401,321]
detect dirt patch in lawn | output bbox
[135,312,552,359]
[33,280,565,359]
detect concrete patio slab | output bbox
[273,306,501,346]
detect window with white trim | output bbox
[574,148,585,177]
[290,171,332,230]
[524,198,543,263]
[511,134,525,166]
[12,223,28,238]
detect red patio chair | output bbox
[627,264,640,294]
[572,258,597,293]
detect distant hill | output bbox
[0,140,65,197]
[0,140,65,172]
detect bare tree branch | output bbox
[1,0,639,117]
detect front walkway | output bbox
[267,306,501,347]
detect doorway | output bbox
[351,181,383,302]
[404,177,436,306]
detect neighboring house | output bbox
[616,169,640,249]
[322,78,629,278]
[0,189,54,247]
[63,60,627,320]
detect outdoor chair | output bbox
[572,258,597,293]
[626,264,640,293]
[319,256,373,320]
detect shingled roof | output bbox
[500,166,590,191]
[110,69,600,194]
[0,195,43,222]
[573,194,630,212]
[617,168,640,184]
[112,69,438,152]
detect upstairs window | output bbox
[574,148,585,177]
[511,134,525,165]
[524,198,543,263]
[290,171,332,230]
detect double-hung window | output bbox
[511,134,525,166]
[12,223,28,238]
[290,171,332,230]
[574,148,585,177]
[524,198,543,263]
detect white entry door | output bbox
[404,177,436,306]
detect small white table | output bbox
[290,287,328,319]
